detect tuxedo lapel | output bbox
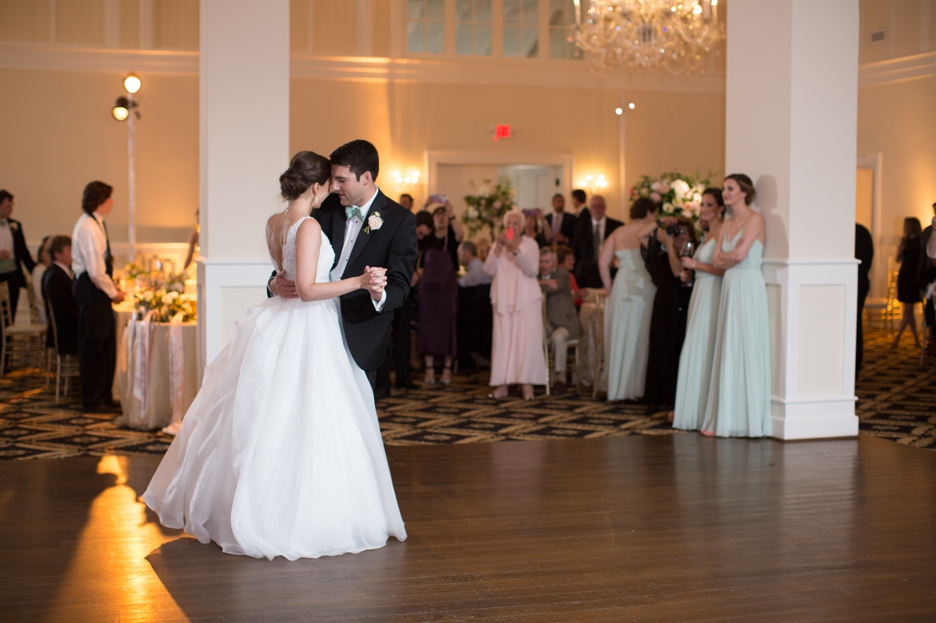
[346,191,388,269]
[331,210,347,263]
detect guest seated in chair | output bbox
[538,247,581,395]
[42,235,79,355]
[555,245,586,307]
[457,241,492,371]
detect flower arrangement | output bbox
[630,171,715,225]
[133,289,196,323]
[461,179,517,241]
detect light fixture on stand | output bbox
[571,0,724,75]
[111,73,142,261]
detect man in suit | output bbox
[0,190,36,322]
[570,195,623,289]
[42,235,79,355]
[855,223,873,379]
[269,140,419,395]
[544,194,577,246]
[571,189,589,221]
[539,247,581,395]
[917,202,936,357]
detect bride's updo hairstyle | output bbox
[724,173,756,205]
[279,151,330,201]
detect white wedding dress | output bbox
[143,216,407,561]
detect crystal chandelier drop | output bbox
[571,0,725,75]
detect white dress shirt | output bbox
[330,186,387,311]
[458,257,491,287]
[0,219,16,274]
[591,216,606,243]
[72,212,118,299]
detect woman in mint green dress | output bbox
[672,189,726,429]
[701,174,771,437]
[599,198,659,401]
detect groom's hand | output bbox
[364,266,387,301]
[270,274,299,299]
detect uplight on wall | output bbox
[110,72,142,259]
[391,170,421,190]
[578,174,608,194]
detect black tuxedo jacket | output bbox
[42,263,79,354]
[571,215,623,288]
[2,218,36,285]
[545,212,577,243]
[314,191,418,371]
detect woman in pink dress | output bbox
[483,210,548,400]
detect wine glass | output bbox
[680,240,695,287]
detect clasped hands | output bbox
[270,266,387,301]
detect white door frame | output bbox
[856,152,883,297]
[425,151,575,198]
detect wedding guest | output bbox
[399,193,414,211]
[702,173,770,438]
[406,210,436,374]
[418,202,464,384]
[0,190,37,324]
[572,195,623,289]
[643,215,696,414]
[555,245,584,306]
[571,189,589,220]
[893,217,923,349]
[457,241,493,371]
[523,209,553,248]
[183,209,199,270]
[476,238,491,261]
[72,181,126,413]
[539,247,580,395]
[457,241,491,288]
[31,236,52,325]
[42,235,79,356]
[916,204,936,356]
[545,194,576,245]
[484,210,547,400]
[855,223,874,377]
[673,189,726,429]
[599,197,658,401]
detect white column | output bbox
[726,0,860,440]
[197,0,290,370]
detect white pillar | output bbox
[197,0,290,370]
[726,0,860,440]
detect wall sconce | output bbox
[577,174,608,194]
[391,170,421,190]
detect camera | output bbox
[666,223,682,237]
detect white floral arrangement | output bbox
[134,288,196,323]
[630,171,715,226]
[461,179,517,241]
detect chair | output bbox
[47,305,80,402]
[0,282,47,375]
[542,299,580,397]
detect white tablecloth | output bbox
[117,316,199,432]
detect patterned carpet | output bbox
[0,326,933,460]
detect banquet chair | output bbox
[47,305,80,402]
[542,300,580,397]
[590,290,607,400]
[0,282,47,375]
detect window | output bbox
[549,0,581,60]
[456,0,491,56]
[407,0,444,54]
[503,0,538,58]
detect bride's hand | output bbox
[359,266,387,290]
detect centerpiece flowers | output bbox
[630,171,715,227]
[133,288,196,322]
[461,179,517,241]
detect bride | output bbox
[143,151,407,561]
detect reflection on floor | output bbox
[0,435,934,622]
[0,326,933,459]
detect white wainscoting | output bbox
[762,258,860,440]
[196,259,273,374]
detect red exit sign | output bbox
[494,125,511,140]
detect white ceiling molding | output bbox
[859,50,936,87]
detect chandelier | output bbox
[571,0,725,75]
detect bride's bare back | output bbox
[266,209,308,273]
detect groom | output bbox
[269,140,419,391]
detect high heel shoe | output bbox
[440,365,453,385]
[424,369,436,385]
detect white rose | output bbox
[164,291,179,303]
[143,291,154,302]
[674,197,685,208]
[662,202,675,213]
[671,179,690,200]
[692,192,702,204]
[467,207,478,219]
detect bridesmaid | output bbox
[701,174,771,437]
[671,188,726,428]
[599,197,659,401]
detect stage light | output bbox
[615,107,623,115]
[112,97,130,121]
[628,102,636,109]
[123,73,142,94]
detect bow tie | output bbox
[345,206,364,221]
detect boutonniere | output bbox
[365,212,383,234]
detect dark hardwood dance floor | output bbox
[2,434,935,622]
